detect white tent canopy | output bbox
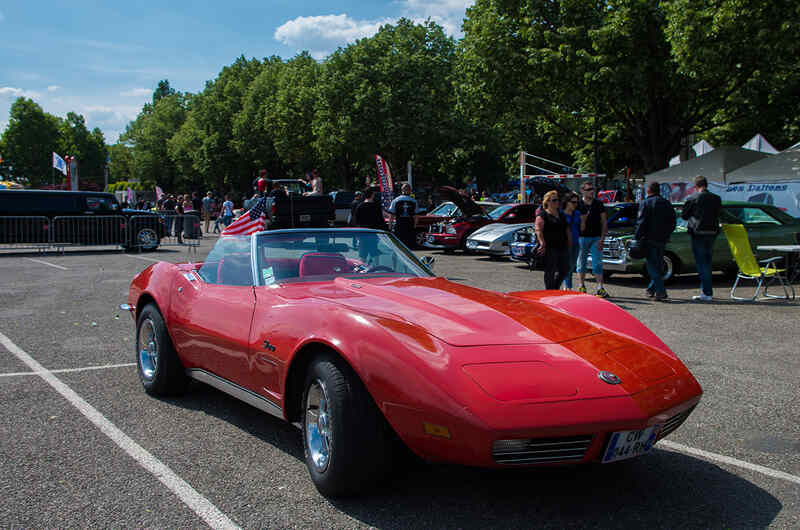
[742,133,778,154]
[648,146,768,185]
[726,142,800,183]
[668,139,714,166]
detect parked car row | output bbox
[419,194,799,283]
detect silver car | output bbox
[465,222,533,257]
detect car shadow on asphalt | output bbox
[162,383,781,528]
[332,451,783,528]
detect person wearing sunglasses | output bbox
[577,182,610,297]
[561,192,582,289]
[534,190,572,290]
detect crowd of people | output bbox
[534,175,721,301]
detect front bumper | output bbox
[465,238,510,256]
[424,233,461,249]
[385,390,701,469]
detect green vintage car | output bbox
[598,202,800,281]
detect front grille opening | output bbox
[492,435,594,465]
[657,405,697,441]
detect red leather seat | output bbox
[298,252,347,277]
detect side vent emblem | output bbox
[598,371,622,385]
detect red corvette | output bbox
[123,229,702,497]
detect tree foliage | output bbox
[460,0,800,173]
[0,98,62,187]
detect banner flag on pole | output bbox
[374,154,395,211]
[222,196,267,236]
[155,186,164,201]
[52,152,67,175]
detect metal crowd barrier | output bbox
[51,215,128,250]
[0,214,202,254]
[148,213,202,253]
[0,216,51,253]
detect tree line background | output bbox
[2,1,799,195]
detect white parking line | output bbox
[659,440,800,486]
[24,258,69,270]
[0,362,136,378]
[0,331,240,530]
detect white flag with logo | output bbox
[52,152,67,175]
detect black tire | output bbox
[301,353,393,497]
[136,304,187,396]
[126,227,160,251]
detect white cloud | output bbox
[402,0,474,36]
[47,85,60,92]
[0,86,41,100]
[120,88,152,98]
[275,14,392,59]
[273,2,474,59]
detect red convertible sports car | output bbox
[123,229,702,497]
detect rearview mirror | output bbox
[421,255,435,270]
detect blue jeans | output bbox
[562,241,580,289]
[645,241,666,296]
[692,235,716,296]
[577,236,603,276]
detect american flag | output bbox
[222,196,268,236]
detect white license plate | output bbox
[299,214,311,222]
[602,425,661,463]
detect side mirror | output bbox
[421,255,435,270]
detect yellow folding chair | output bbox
[721,224,795,300]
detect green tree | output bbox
[121,92,188,190]
[460,0,800,174]
[177,55,264,192]
[59,112,107,188]
[314,19,458,189]
[266,52,321,176]
[230,56,285,178]
[153,79,176,103]
[0,98,62,187]
[108,143,135,183]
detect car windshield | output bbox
[488,204,514,219]
[430,202,458,216]
[197,236,254,286]
[254,230,432,285]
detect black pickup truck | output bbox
[264,180,335,229]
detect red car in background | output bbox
[425,187,537,252]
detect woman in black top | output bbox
[534,190,572,290]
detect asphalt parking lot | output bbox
[0,236,798,529]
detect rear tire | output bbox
[136,304,187,396]
[302,353,393,497]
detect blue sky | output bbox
[0,1,473,145]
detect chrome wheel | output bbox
[662,254,675,281]
[138,318,158,381]
[137,228,158,248]
[415,230,427,248]
[305,380,331,472]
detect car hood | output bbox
[439,186,484,218]
[318,277,600,346]
[469,222,531,241]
